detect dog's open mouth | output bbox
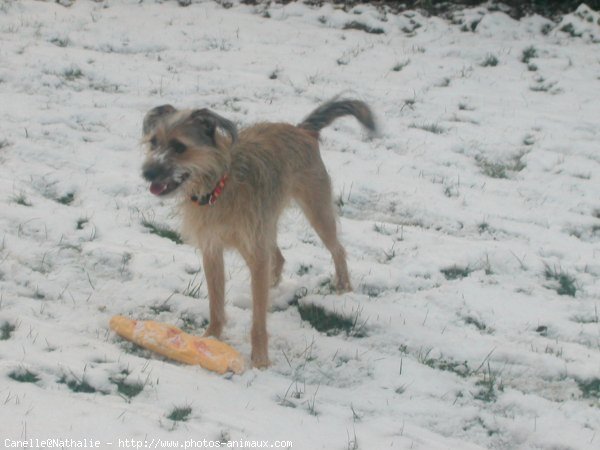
[149,174,189,197]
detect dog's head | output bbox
[141,105,237,197]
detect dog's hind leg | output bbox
[242,244,271,368]
[202,246,226,338]
[250,249,271,367]
[294,169,352,293]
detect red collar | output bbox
[190,174,228,206]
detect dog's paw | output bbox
[202,325,223,339]
[251,351,270,369]
[336,280,353,294]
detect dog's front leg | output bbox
[247,247,271,368]
[202,247,226,339]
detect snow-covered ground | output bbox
[1,1,599,448]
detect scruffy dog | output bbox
[141,99,376,367]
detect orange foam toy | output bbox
[110,316,244,374]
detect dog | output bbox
[141,99,376,368]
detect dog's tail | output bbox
[298,99,377,136]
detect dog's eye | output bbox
[149,136,158,147]
[171,140,186,154]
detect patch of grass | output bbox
[306,72,323,85]
[315,277,337,295]
[460,18,481,32]
[141,219,182,244]
[474,364,503,402]
[511,152,527,171]
[110,377,144,400]
[527,63,538,71]
[49,37,70,47]
[373,223,400,236]
[204,37,232,51]
[432,359,471,377]
[10,192,32,206]
[288,287,308,307]
[181,276,203,299]
[443,183,459,198]
[89,80,121,93]
[307,386,319,416]
[571,306,598,324]
[410,123,445,134]
[56,192,75,205]
[480,54,499,67]
[544,265,577,297]
[441,265,473,280]
[179,313,208,333]
[541,23,553,35]
[392,59,410,72]
[521,46,537,64]
[543,344,563,358]
[402,97,416,110]
[530,79,558,92]
[476,152,527,179]
[119,340,154,358]
[401,20,422,36]
[560,23,582,38]
[297,303,367,337]
[335,41,372,66]
[149,300,172,314]
[446,114,479,125]
[382,242,396,262]
[523,134,535,145]
[419,351,471,378]
[296,264,312,276]
[360,284,383,298]
[62,67,84,81]
[571,315,599,324]
[167,405,192,422]
[343,21,384,35]
[0,321,16,340]
[572,172,592,180]
[9,369,40,383]
[119,252,132,277]
[464,316,490,333]
[478,222,489,233]
[58,375,99,394]
[477,159,509,179]
[576,378,600,399]
[76,217,89,230]
[436,77,451,87]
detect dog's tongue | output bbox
[150,182,167,196]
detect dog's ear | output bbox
[143,104,177,135]
[190,108,238,144]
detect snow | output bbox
[1,0,599,449]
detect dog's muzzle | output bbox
[142,163,189,197]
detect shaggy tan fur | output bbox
[141,99,376,367]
